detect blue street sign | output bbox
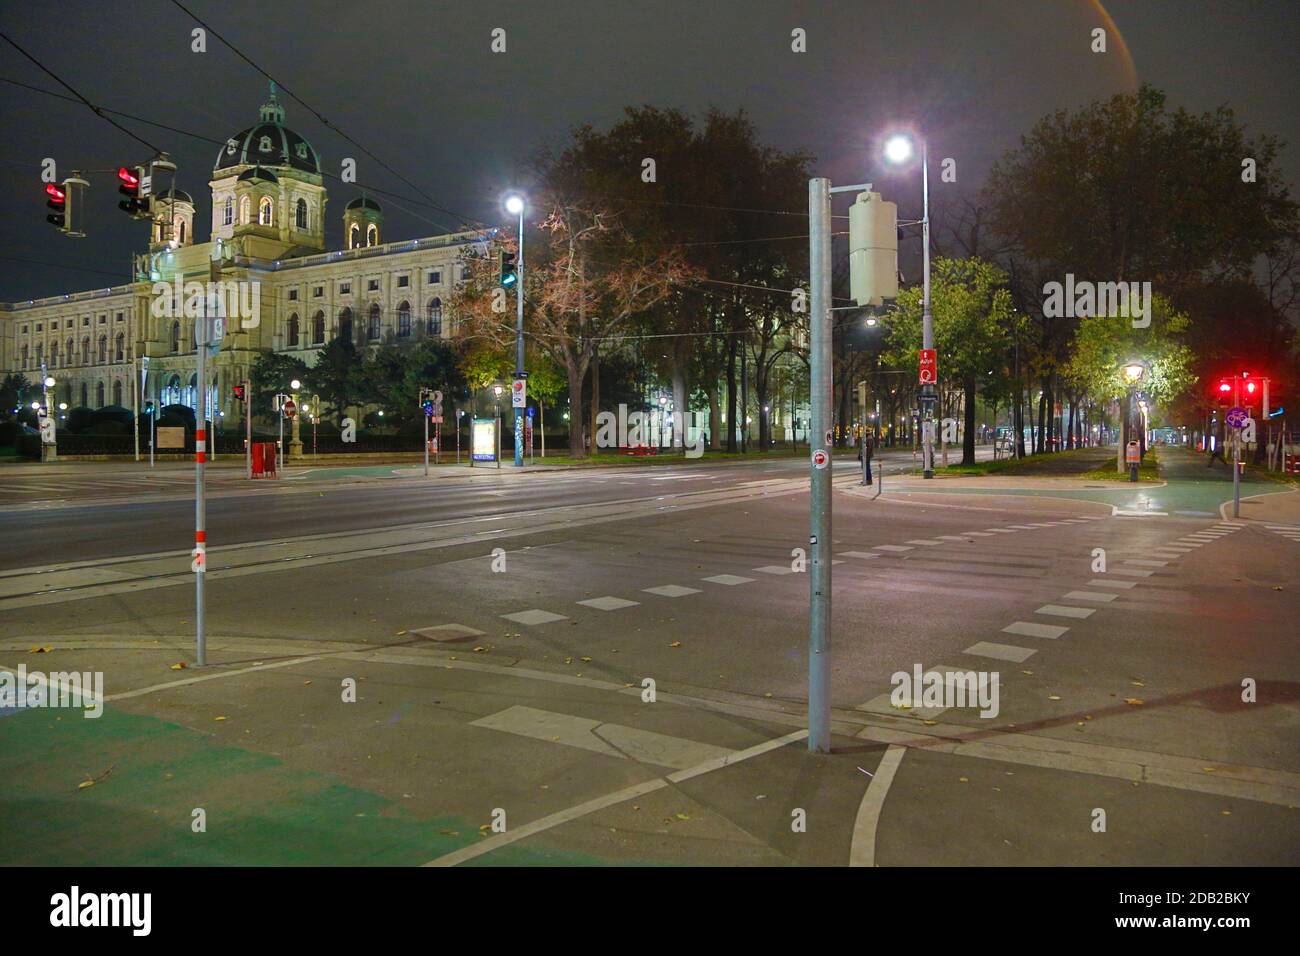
[526,406,535,418]
[1226,406,1247,428]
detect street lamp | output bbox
[493,383,504,469]
[1118,359,1147,478]
[289,378,303,460]
[504,192,526,467]
[883,129,935,477]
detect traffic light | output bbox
[419,386,434,416]
[849,190,898,307]
[232,383,246,403]
[45,183,66,230]
[1215,379,1233,404]
[499,249,518,287]
[144,400,156,417]
[117,166,152,219]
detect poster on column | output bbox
[472,418,497,461]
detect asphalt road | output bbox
[2,448,1297,866]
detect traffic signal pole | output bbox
[1233,378,1241,518]
[193,307,209,667]
[244,382,252,480]
[514,208,526,468]
[808,177,833,754]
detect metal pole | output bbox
[424,407,429,477]
[496,401,501,469]
[921,141,935,479]
[514,209,525,467]
[133,359,140,461]
[151,401,156,469]
[808,176,832,754]
[244,380,252,479]
[1233,378,1241,517]
[278,403,284,474]
[194,313,208,667]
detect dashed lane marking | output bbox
[643,585,700,597]
[1034,604,1096,620]
[753,565,796,575]
[1003,620,1070,639]
[501,609,570,625]
[873,544,914,552]
[701,574,754,586]
[963,641,1037,663]
[838,551,882,560]
[1088,579,1138,589]
[577,596,641,611]
[1064,590,1117,602]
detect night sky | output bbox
[1,0,1296,302]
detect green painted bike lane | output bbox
[0,705,647,866]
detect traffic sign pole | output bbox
[808,176,832,754]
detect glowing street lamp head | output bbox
[290,379,302,391]
[493,384,503,397]
[504,194,525,216]
[43,376,56,388]
[1122,361,1146,385]
[884,134,915,165]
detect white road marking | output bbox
[1064,590,1116,602]
[961,531,995,537]
[1034,604,1096,620]
[702,574,754,585]
[873,544,914,552]
[577,596,640,611]
[752,565,796,575]
[1003,620,1070,639]
[838,551,881,559]
[1111,568,1154,577]
[643,585,700,597]
[423,729,807,867]
[904,539,943,546]
[501,609,569,625]
[1124,559,1168,567]
[963,641,1037,662]
[1088,579,1137,589]
[849,745,906,867]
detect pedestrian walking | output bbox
[859,431,875,484]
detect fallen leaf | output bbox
[169,662,187,670]
[923,719,938,726]
[1021,670,1033,675]
[674,813,691,821]
[1124,698,1144,706]
[29,645,52,654]
[580,656,592,663]
[78,779,95,790]
[670,641,682,648]
[1048,695,1062,701]
[958,776,969,783]
[214,715,227,721]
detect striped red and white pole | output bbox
[195,427,207,464]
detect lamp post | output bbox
[289,378,303,459]
[493,383,503,469]
[1120,360,1147,479]
[505,193,526,468]
[883,131,935,477]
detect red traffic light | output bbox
[117,166,139,188]
[45,183,65,203]
[1217,381,1231,393]
[1245,380,1258,395]
[232,384,246,402]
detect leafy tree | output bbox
[884,258,1020,463]
[249,352,309,422]
[303,337,364,426]
[0,373,30,420]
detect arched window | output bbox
[397,301,411,338]
[80,382,88,407]
[96,382,105,408]
[223,197,233,225]
[367,303,381,340]
[288,313,300,347]
[239,195,251,224]
[170,321,181,354]
[20,345,28,368]
[259,196,273,226]
[113,380,122,406]
[338,307,353,343]
[50,341,59,367]
[178,220,186,243]
[312,311,325,345]
[349,224,360,250]
[35,343,43,367]
[114,332,125,362]
[81,337,90,363]
[366,223,378,247]
[66,338,73,365]
[427,298,443,337]
[296,198,308,229]
[97,335,107,364]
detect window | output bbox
[313,286,323,298]
[458,264,469,281]
[50,341,59,367]
[288,313,300,347]
[34,344,42,366]
[397,275,409,288]
[96,382,105,408]
[82,317,89,327]
[115,333,124,362]
[178,221,186,243]
[170,322,181,354]
[427,298,443,337]
[239,195,251,224]
[20,345,28,368]
[66,339,73,364]
[296,198,308,229]
[224,197,233,225]
[397,301,411,337]
[66,319,73,329]
[339,307,353,343]
[21,325,28,334]
[113,380,122,406]
[349,224,360,250]
[339,282,350,295]
[367,279,379,292]
[427,270,441,284]
[368,303,381,340]
[99,314,106,324]
[288,289,298,301]
[259,196,273,226]
[312,311,325,345]
[81,337,90,362]
[36,323,42,332]
[116,312,124,322]
[97,335,107,364]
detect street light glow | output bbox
[44,376,56,388]
[290,379,302,391]
[504,194,525,216]
[1122,362,1146,384]
[884,134,914,165]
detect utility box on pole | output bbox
[848,190,898,307]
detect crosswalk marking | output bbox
[1088,579,1138,589]
[1034,604,1096,620]
[961,531,995,537]
[904,539,943,546]
[1111,567,1154,577]
[577,596,640,611]
[838,551,881,560]
[1124,559,1168,567]
[1064,590,1116,602]
[873,544,914,552]
[501,609,569,625]
[643,585,700,597]
[963,641,1036,662]
[1003,620,1070,639]
[702,574,754,586]
[752,565,795,575]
